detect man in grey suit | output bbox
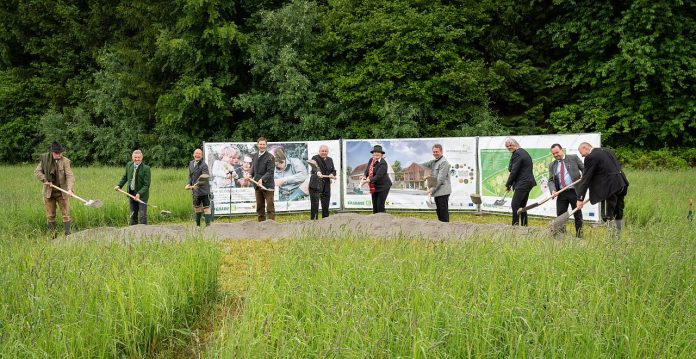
[549,144,584,237]
[423,144,452,222]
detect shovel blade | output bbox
[518,202,540,214]
[86,199,103,208]
[549,212,571,234]
[493,199,505,206]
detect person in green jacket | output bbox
[114,150,151,225]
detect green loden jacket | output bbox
[117,161,151,202]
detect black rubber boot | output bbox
[63,221,71,236]
[48,221,57,239]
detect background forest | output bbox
[1,0,694,166]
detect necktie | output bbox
[131,165,137,190]
[559,160,566,187]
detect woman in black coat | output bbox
[360,145,392,213]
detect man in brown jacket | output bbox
[34,141,75,237]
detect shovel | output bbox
[493,191,509,206]
[190,174,210,189]
[248,177,274,191]
[116,188,172,215]
[49,184,103,208]
[550,199,590,234]
[307,160,334,179]
[518,178,582,214]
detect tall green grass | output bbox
[0,165,193,234]
[208,169,696,357]
[0,235,220,357]
[209,231,695,358]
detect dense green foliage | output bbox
[1,0,694,166]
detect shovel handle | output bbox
[569,199,590,215]
[48,183,88,204]
[116,188,156,207]
[249,178,273,191]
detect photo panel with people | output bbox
[342,138,478,210]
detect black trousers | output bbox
[434,194,450,222]
[511,188,531,226]
[128,190,147,225]
[371,189,390,213]
[603,186,628,221]
[309,189,321,220]
[556,189,583,236]
[320,179,331,218]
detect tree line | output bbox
[1,0,694,166]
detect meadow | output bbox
[0,165,694,357]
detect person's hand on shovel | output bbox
[113,185,120,191]
[185,184,193,190]
[576,200,585,210]
[135,193,141,202]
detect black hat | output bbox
[49,141,64,153]
[370,145,385,154]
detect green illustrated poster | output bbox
[480,149,553,198]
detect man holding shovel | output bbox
[423,144,452,222]
[114,150,151,225]
[504,138,537,226]
[249,137,276,222]
[575,142,629,237]
[34,141,75,237]
[185,149,212,228]
[548,144,584,237]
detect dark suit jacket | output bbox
[117,161,151,202]
[251,151,275,189]
[312,154,336,185]
[576,147,629,204]
[188,160,210,196]
[363,158,392,193]
[505,148,537,191]
[548,154,584,193]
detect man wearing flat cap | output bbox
[34,141,75,237]
[360,144,392,213]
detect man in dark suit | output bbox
[250,137,276,221]
[115,149,151,225]
[360,145,392,214]
[575,142,629,237]
[310,145,337,219]
[549,144,584,237]
[505,138,537,226]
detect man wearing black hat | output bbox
[360,144,392,213]
[115,149,151,225]
[34,141,75,237]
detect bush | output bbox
[614,147,692,170]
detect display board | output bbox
[203,140,341,215]
[478,134,602,222]
[342,138,478,210]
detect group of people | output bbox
[504,138,629,237]
[34,137,629,237]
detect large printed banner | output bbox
[203,140,341,215]
[478,134,601,221]
[342,138,478,210]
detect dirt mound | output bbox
[65,213,541,243]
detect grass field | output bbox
[1,165,694,357]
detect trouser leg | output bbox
[264,190,275,221]
[255,188,266,222]
[310,190,320,220]
[320,183,331,218]
[434,195,449,222]
[138,203,147,225]
[511,189,531,226]
[129,198,139,225]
